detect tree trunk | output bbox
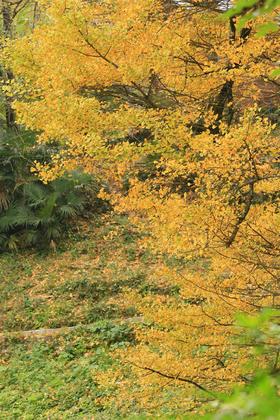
[2,1,17,130]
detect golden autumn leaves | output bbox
[2,0,279,413]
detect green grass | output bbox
[0,332,115,418]
[0,215,156,418]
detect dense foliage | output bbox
[0,129,100,250]
[0,0,279,417]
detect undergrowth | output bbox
[0,214,185,418]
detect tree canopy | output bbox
[1,0,280,415]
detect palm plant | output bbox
[0,129,100,251]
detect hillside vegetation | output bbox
[0,0,279,418]
[0,215,153,418]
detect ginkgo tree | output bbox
[2,0,280,414]
[4,0,278,164]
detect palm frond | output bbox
[57,204,77,218]
[21,230,40,246]
[5,234,19,251]
[0,206,37,231]
[0,128,99,250]
[44,225,61,240]
[38,192,58,220]
[23,183,47,208]
[0,190,10,212]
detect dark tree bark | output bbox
[2,1,17,130]
[209,15,252,134]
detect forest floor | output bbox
[0,213,188,419]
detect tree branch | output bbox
[131,363,215,396]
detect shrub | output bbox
[0,129,102,251]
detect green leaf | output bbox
[224,0,258,18]
[38,192,58,220]
[23,183,47,208]
[58,205,77,218]
[270,68,280,78]
[256,22,279,36]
